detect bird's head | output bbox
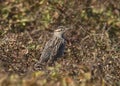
[54,26,70,38]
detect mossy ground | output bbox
[0,0,120,86]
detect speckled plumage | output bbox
[34,26,70,68]
[40,36,65,63]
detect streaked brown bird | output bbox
[34,26,70,68]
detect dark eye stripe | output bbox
[55,26,66,32]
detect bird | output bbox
[34,26,70,67]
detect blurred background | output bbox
[0,0,120,86]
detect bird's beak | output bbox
[66,25,73,30]
[65,27,72,31]
[65,28,70,30]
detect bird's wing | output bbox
[40,37,64,62]
[51,37,65,59]
[40,39,53,62]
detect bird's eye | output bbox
[61,28,64,31]
[60,28,64,32]
[55,26,66,32]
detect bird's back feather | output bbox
[40,36,65,63]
